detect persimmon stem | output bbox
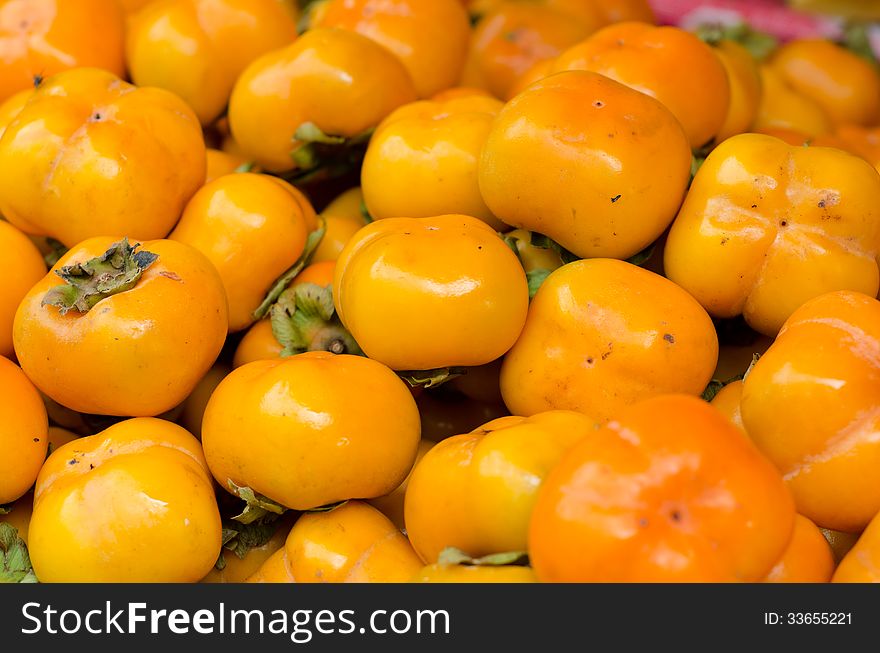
[41,238,158,315]
[270,283,362,357]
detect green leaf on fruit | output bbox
[437,547,529,567]
[397,367,468,389]
[227,481,288,526]
[270,283,361,357]
[305,500,349,514]
[42,238,158,315]
[43,237,68,268]
[529,232,580,264]
[700,355,760,403]
[695,22,779,60]
[215,519,282,570]
[526,269,552,299]
[0,523,37,583]
[700,379,726,403]
[234,161,257,174]
[288,123,374,180]
[359,200,374,224]
[252,218,326,321]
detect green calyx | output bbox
[42,238,68,268]
[253,219,326,321]
[0,523,37,583]
[528,232,581,265]
[843,22,880,65]
[700,354,762,402]
[270,283,362,357]
[287,122,374,185]
[227,480,288,526]
[695,22,779,60]
[216,519,281,571]
[359,200,374,224]
[233,161,258,174]
[41,238,158,315]
[305,500,348,514]
[396,367,468,389]
[526,269,552,299]
[690,155,706,184]
[437,547,530,568]
[295,0,323,35]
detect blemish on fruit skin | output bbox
[611,195,621,203]
[664,334,675,344]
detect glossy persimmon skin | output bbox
[0,221,44,359]
[742,291,880,533]
[464,3,595,101]
[310,0,470,99]
[0,68,206,247]
[0,87,29,139]
[529,395,796,582]
[28,418,221,583]
[404,411,597,562]
[710,381,746,434]
[753,64,832,138]
[714,39,763,143]
[170,173,313,332]
[178,363,231,439]
[333,215,529,371]
[832,124,880,170]
[126,0,298,125]
[0,0,125,104]
[0,356,48,504]
[765,515,834,583]
[205,148,247,183]
[232,319,282,369]
[228,28,417,172]
[13,238,229,417]
[500,259,718,423]
[770,39,880,128]
[665,133,880,336]
[362,94,506,229]
[247,502,423,583]
[479,70,692,260]
[202,352,422,511]
[552,22,731,149]
[368,439,436,531]
[833,510,880,583]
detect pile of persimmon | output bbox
[2,0,880,584]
